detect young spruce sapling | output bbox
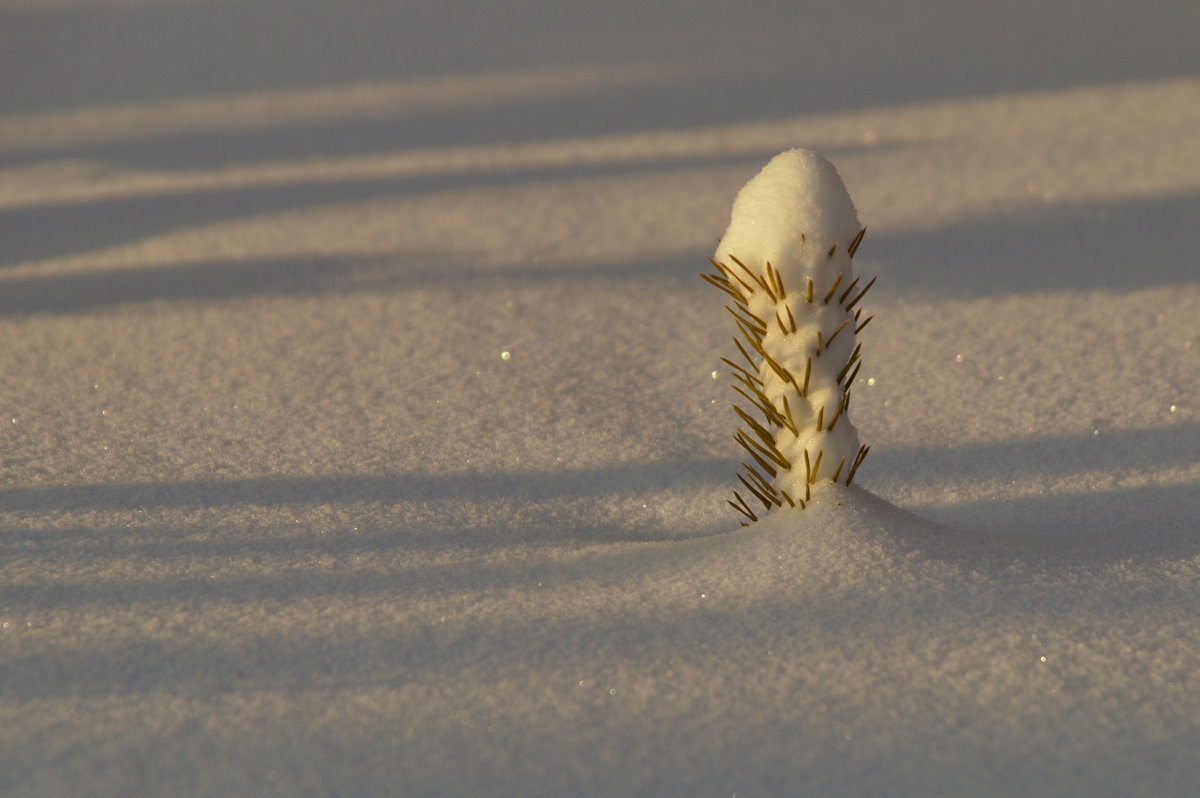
[702,149,875,524]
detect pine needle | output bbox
[743,461,778,496]
[721,357,762,387]
[831,456,846,483]
[735,429,790,470]
[841,360,862,388]
[759,348,797,387]
[729,492,758,522]
[711,257,756,295]
[731,383,786,429]
[734,318,764,348]
[825,318,851,348]
[734,431,779,478]
[705,256,730,276]
[744,465,784,508]
[701,272,747,304]
[838,276,860,305]
[726,305,766,339]
[827,393,847,431]
[729,254,775,301]
[739,474,776,510]
[706,257,743,289]
[847,226,866,257]
[766,261,786,299]
[728,302,768,329]
[731,387,780,432]
[735,428,788,471]
[836,343,862,383]
[780,394,799,435]
[733,337,758,371]
[733,404,780,451]
[844,275,877,312]
[774,263,787,298]
[823,272,843,304]
[846,445,870,485]
[729,371,760,397]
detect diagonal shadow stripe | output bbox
[0,457,734,513]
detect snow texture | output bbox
[1,1,1199,797]
[717,148,862,271]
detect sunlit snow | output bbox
[1,1,1198,797]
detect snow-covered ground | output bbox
[2,1,1198,795]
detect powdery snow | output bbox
[1,1,1199,797]
[717,148,862,271]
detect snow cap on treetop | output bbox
[716,148,861,286]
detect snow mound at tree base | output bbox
[372,488,1198,798]
[659,483,984,593]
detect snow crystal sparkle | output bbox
[701,149,875,523]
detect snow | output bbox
[2,1,1199,796]
[717,148,862,273]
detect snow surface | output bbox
[2,1,1199,796]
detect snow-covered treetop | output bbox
[715,148,862,292]
[706,149,872,522]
